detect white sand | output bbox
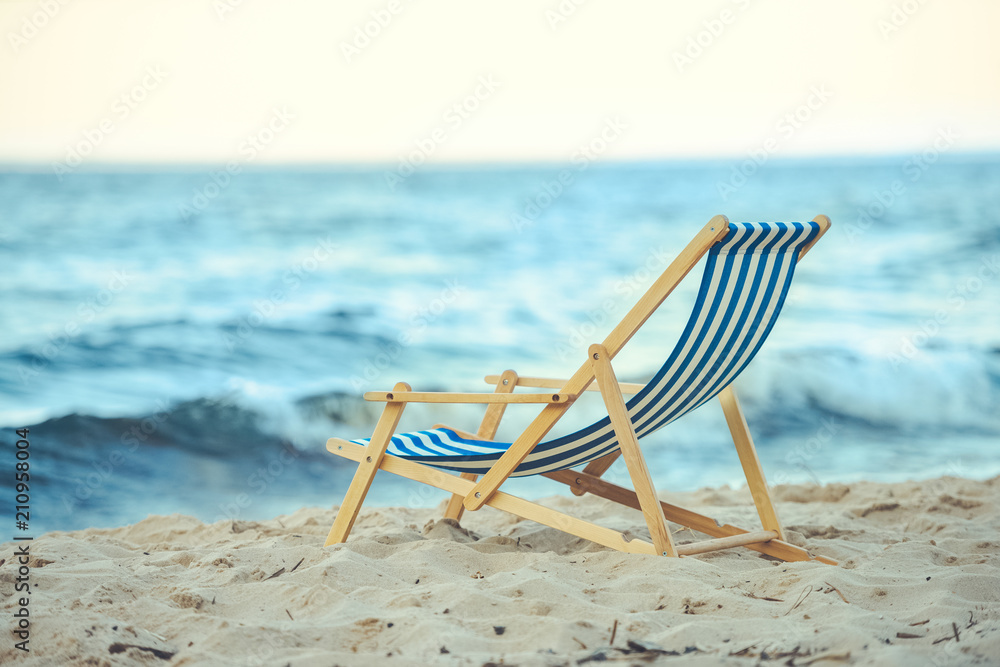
[2,476,998,666]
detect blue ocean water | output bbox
[2,155,999,534]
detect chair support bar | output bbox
[363,391,576,404]
[484,374,645,395]
[676,531,778,556]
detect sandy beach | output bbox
[3,475,998,666]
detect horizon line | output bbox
[1,149,998,173]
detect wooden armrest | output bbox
[484,374,645,395]
[363,391,576,404]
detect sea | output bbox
[2,154,999,535]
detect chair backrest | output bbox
[510,221,822,476]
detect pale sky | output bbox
[1,0,999,164]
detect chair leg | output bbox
[324,382,409,546]
[443,473,479,521]
[443,370,518,521]
[718,385,786,541]
[330,439,660,555]
[590,345,677,557]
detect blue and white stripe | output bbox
[351,222,820,477]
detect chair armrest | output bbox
[484,374,645,395]
[363,391,576,404]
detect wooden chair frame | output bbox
[324,214,836,564]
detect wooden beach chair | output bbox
[324,215,836,564]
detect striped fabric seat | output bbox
[351,221,820,477]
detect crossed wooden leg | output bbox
[324,372,834,563]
